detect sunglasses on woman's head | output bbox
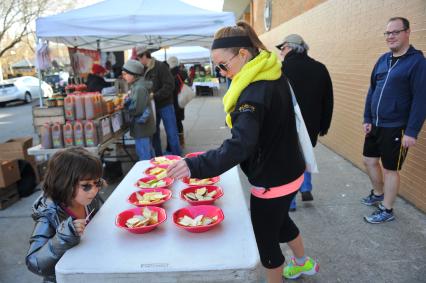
[80,178,104,192]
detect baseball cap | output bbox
[135,45,149,56]
[276,34,305,50]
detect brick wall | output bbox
[257,0,426,212]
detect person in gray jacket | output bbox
[122,59,156,160]
[26,147,104,283]
[136,45,181,156]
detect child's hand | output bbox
[72,219,87,236]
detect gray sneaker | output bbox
[361,190,384,206]
[364,208,395,224]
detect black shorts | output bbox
[250,191,299,269]
[363,126,408,171]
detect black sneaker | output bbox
[301,191,313,201]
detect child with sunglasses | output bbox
[26,147,104,283]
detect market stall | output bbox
[55,161,261,283]
[32,0,235,160]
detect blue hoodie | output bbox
[363,45,426,138]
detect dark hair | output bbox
[389,17,410,30]
[137,51,151,59]
[214,21,268,57]
[43,147,103,206]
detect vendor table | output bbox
[55,161,261,283]
[27,128,134,162]
[192,81,220,96]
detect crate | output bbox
[0,183,20,210]
[0,159,21,188]
[33,106,65,136]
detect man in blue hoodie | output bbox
[362,17,426,224]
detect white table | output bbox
[55,161,261,283]
[192,81,220,96]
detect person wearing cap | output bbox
[121,59,156,160]
[167,21,318,282]
[276,34,334,212]
[167,56,186,148]
[86,63,110,92]
[135,45,181,156]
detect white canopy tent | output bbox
[152,46,211,63]
[36,0,235,51]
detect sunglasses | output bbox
[215,53,238,73]
[80,179,104,192]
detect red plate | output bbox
[184,151,205,158]
[116,207,167,234]
[181,176,220,186]
[173,205,224,233]
[134,176,174,189]
[180,185,223,205]
[144,166,168,177]
[128,188,172,207]
[150,155,182,166]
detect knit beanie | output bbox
[122,59,144,76]
[92,63,106,75]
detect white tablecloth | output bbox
[55,161,261,283]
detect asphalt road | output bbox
[0,100,40,144]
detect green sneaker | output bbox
[283,256,319,279]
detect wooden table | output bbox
[55,161,261,283]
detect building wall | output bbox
[256,0,426,212]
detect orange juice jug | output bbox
[85,93,96,120]
[63,121,74,147]
[84,120,98,147]
[96,93,104,117]
[75,94,86,120]
[51,122,64,148]
[40,123,53,149]
[74,120,85,147]
[64,94,75,121]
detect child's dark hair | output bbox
[43,147,103,206]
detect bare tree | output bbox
[0,0,49,58]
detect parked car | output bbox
[0,76,53,106]
[44,72,69,94]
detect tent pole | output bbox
[37,38,43,107]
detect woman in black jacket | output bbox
[167,21,319,283]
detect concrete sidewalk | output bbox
[0,93,425,283]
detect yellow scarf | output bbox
[223,51,282,128]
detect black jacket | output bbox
[144,59,174,109]
[86,74,109,93]
[282,51,333,146]
[186,75,305,188]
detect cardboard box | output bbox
[0,137,34,162]
[0,160,21,188]
[0,183,20,210]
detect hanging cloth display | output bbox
[35,41,51,70]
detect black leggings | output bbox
[250,191,300,269]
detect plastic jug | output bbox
[63,122,74,147]
[74,93,86,120]
[64,94,76,121]
[74,120,85,147]
[85,93,96,120]
[84,120,98,147]
[40,123,53,149]
[51,122,64,148]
